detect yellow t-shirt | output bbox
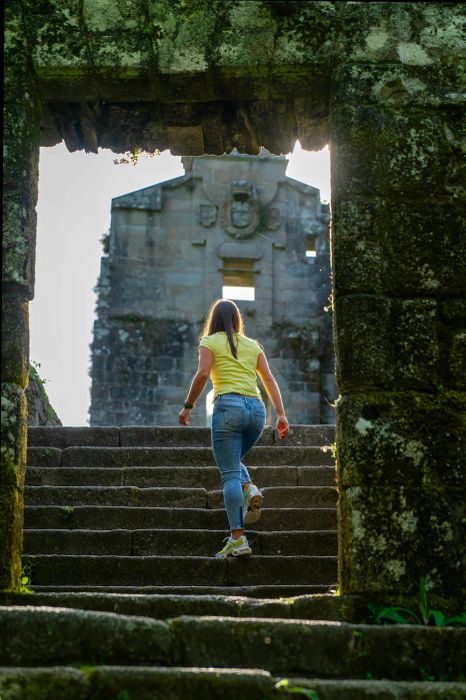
[199,332,262,400]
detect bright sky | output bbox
[31,142,330,425]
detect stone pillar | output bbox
[331,64,466,601]
[1,2,41,590]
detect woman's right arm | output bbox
[256,352,290,439]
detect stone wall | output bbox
[89,152,334,426]
[2,1,465,599]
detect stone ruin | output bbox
[90,150,334,427]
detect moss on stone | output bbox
[1,294,29,388]
[0,383,27,591]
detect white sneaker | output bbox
[243,483,263,524]
[215,535,252,558]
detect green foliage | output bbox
[29,360,48,388]
[275,679,319,699]
[113,147,160,166]
[62,505,75,527]
[79,665,96,674]
[115,691,130,700]
[20,562,34,594]
[350,629,368,659]
[29,361,58,417]
[368,578,466,627]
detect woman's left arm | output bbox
[178,347,213,425]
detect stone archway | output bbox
[2,2,465,602]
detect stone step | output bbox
[26,465,336,488]
[27,445,335,469]
[23,528,338,556]
[15,585,332,596]
[1,667,462,700]
[24,485,337,509]
[25,506,337,531]
[0,592,362,622]
[22,555,337,587]
[27,424,336,448]
[1,608,464,680]
[172,615,466,681]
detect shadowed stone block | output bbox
[337,391,466,599]
[337,392,466,491]
[332,200,466,298]
[0,667,276,700]
[1,293,29,388]
[339,484,466,599]
[335,296,440,391]
[0,606,171,666]
[331,105,463,200]
[171,616,466,680]
[449,332,466,391]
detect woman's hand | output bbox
[178,408,192,426]
[276,414,289,440]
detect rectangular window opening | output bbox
[306,236,317,258]
[222,258,255,300]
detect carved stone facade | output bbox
[90,150,334,426]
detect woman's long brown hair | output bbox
[202,299,244,358]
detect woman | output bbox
[179,299,289,558]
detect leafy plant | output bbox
[29,361,49,389]
[19,575,33,594]
[113,147,160,166]
[275,679,319,699]
[368,578,466,627]
[20,563,34,594]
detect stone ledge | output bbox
[1,608,464,680]
[2,666,464,700]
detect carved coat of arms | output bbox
[198,203,217,227]
[220,181,260,239]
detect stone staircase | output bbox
[1,425,464,699]
[21,424,338,595]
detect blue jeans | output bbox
[211,393,266,530]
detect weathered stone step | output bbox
[17,584,332,596]
[25,506,337,531]
[0,591,362,621]
[28,424,336,448]
[22,555,337,587]
[1,667,461,700]
[23,528,338,556]
[172,616,466,681]
[1,608,464,680]
[25,486,208,508]
[26,465,336,488]
[212,486,337,509]
[0,666,274,700]
[24,485,337,509]
[27,445,335,468]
